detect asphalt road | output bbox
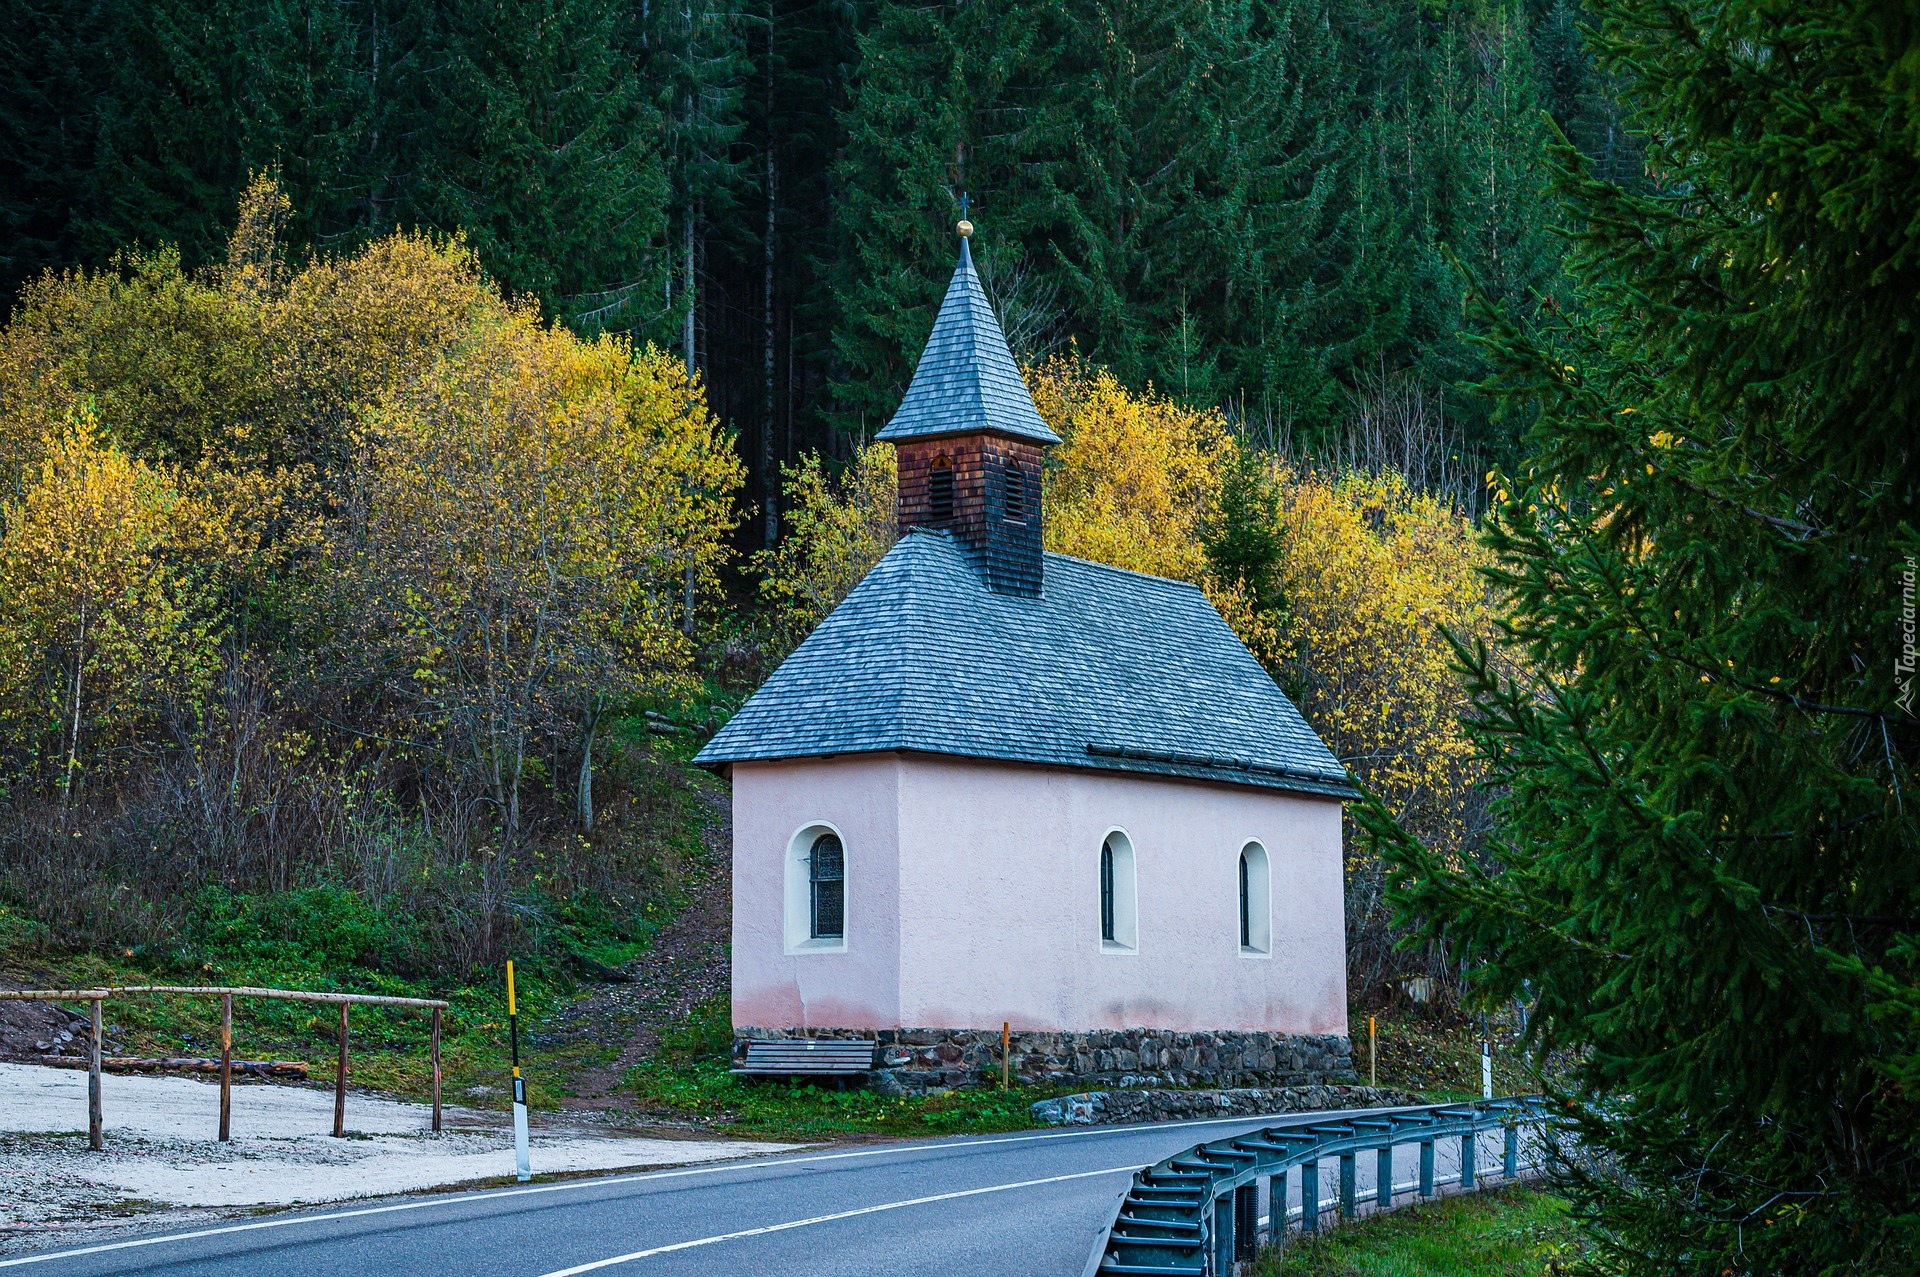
[2,1107,1492,1277]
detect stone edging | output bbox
[1029,1083,1426,1127]
[734,1025,1358,1095]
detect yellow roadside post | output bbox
[1369,1016,1377,1087]
[507,960,530,1181]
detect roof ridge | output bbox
[1039,550,1210,593]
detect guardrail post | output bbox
[1460,1129,1477,1188]
[1504,1123,1519,1179]
[431,1007,443,1133]
[1235,1184,1258,1260]
[1376,1144,1393,1209]
[1339,1152,1356,1218]
[218,993,233,1142]
[1267,1169,1287,1243]
[333,1002,349,1138]
[1213,1192,1234,1274]
[1300,1160,1320,1233]
[1418,1140,1434,1196]
[88,997,103,1152]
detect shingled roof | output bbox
[874,238,1062,446]
[695,530,1354,799]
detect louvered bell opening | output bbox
[929,460,955,522]
[1004,460,1026,521]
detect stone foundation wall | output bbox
[1029,1084,1424,1127]
[733,1026,1356,1096]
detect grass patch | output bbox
[1356,1003,1577,1103]
[624,996,1059,1141]
[1251,1187,1590,1277]
[0,918,570,1109]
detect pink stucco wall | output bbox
[729,753,1347,1038]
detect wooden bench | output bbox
[731,1038,877,1082]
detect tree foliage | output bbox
[1,0,1627,480]
[831,0,1571,461]
[327,313,740,837]
[756,439,899,655]
[1378,2,1920,1269]
[0,179,741,969]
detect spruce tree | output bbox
[1380,2,1920,1270]
[422,0,669,331]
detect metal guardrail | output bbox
[1088,1096,1552,1276]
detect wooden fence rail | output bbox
[0,985,450,1150]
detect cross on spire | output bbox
[956,192,972,221]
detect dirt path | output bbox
[552,786,732,1111]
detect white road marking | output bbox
[1,1108,1378,1270]
[532,1164,1141,1275]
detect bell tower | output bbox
[876,220,1060,597]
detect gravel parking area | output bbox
[0,1062,794,1254]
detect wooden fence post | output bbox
[88,998,103,1152]
[431,1007,443,1133]
[333,1002,349,1138]
[218,993,233,1142]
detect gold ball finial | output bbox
[957,219,974,238]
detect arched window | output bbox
[1100,841,1115,942]
[785,824,847,952]
[1239,842,1271,955]
[1239,853,1250,948]
[928,455,954,521]
[1100,832,1138,951]
[1003,460,1026,521]
[809,833,844,939]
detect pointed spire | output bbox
[876,229,1061,445]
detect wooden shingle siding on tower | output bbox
[895,436,1045,597]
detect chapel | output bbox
[695,224,1357,1093]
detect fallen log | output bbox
[32,1056,308,1079]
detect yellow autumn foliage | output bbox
[1028,357,1223,583]
[0,418,224,790]
[1272,466,1496,873]
[0,175,743,833]
[329,311,742,834]
[757,441,899,653]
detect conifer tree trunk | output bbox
[683,199,697,375]
[761,14,777,549]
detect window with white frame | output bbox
[785,824,847,951]
[809,833,844,939]
[1100,831,1138,951]
[1239,841,1271,955]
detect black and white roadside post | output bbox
[1480,1012,1493,1100]
[507,959,530,1182]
